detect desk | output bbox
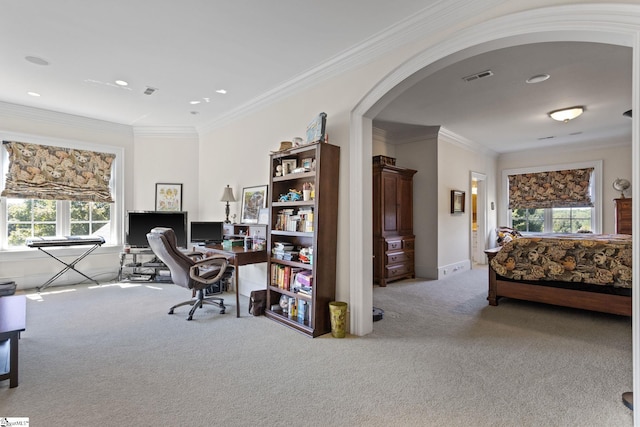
[0,295,26,388]
[205,244,268,318]
[26,236,105,292]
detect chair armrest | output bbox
[184,249,205,261]
[189,256,230,285]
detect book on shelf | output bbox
[294,270,313,287]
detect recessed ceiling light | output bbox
[189,100,201,105]
[526,74,550,84]
[25,56,49,66]
[27,91,41,97]
[215,89,227,94]
[115,80,128,86]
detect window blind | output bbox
[508,167,594,209]
[1,140,115,202]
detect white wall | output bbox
[436,134,498,277]
[395,137,439,279]
[130,130,200,216]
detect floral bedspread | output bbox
[490,234,632,288]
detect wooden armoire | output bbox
[373,161,417,286]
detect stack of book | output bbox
[270,265,306,290]
[294,270,313,288]
[272,242,294,260]
[298,208,314,232]
[275,209,297,231]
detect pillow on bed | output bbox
[496,226,522,246]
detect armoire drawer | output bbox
[385,262,414,278]
[385,239,403,251]
[386,251,414,265]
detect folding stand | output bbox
[26,236,106,292]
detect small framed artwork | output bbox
[241,185,268,223]
[156,183,183,211]
[281,159,297,175]
[301,157,313,170]
[306,112,327,144]
[451,190,465,214]
[258,208,269,225]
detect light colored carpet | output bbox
[0,266,633,426]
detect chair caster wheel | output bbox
[168,310,174,315]
[187,316,193,321]
[220,309,226,314]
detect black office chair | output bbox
[146,227,233,320]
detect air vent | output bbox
[143,87,158,95]
[537,136,555,140]
[462,70,494,82]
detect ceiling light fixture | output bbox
[25,56,49,66]
[548,106,584,123]
[215,89,227,94]
[115,80,128,86]
[27,91,41,97]
[526,74,550,84]
[189,100,201,105]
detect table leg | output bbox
[9,333,19,388]
[235,259,240,318]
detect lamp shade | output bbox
[548,106,584,122]
[220,185,236,202]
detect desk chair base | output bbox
[169,288,226,321]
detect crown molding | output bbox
[438,127,498,158]
[132,126,199,139]
[0,101,131,135]
[199,0,506,133]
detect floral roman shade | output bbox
[1,140,115,202]
[508,167,594,209]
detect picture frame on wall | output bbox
[241,185,268,223]
[155,183,183,211]
[451,190,465,214]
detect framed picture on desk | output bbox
[241,185,268,223]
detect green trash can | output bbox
[329,301,348,338]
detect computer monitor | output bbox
[190,221,224,244]
[127,211,188,248]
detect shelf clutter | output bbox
[265,138,340,337]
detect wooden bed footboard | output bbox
[485,248,631,317]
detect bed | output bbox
[485,233,632,316]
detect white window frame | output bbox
[0,132,124,252]
[501,160,603,234]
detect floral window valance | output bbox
[508,167,594,209]
[1,140,115,202]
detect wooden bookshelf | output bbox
[265,142,340,337]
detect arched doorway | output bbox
[348,2,639,410]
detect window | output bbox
[1,134,123,251]
[70,201,111,236]
[5,198,112,248]
[504,160,602,234]
[511,207,593,233]
[7,199,57,246]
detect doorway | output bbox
[470,172,487,266]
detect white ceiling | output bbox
[1,2,633,154]
[1,0,433,129]
[374,42,633,153]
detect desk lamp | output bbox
[220,185,236,224]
